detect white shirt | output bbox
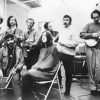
[57,26,78,55]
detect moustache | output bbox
[64,22,68,25]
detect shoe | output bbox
[91,90,98,96]
[64,91,70,96]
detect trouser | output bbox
[11,72,22,100]
[58,53,74,93]
[86,47,100,90]
[21,72,33,100]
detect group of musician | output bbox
[0,8,100,100]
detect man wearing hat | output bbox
[0,34,24,100]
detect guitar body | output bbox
[85,38,99,47]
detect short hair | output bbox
[26,18,35,24]
[44,22,50,30]
[7,16,18,28]
[63,15,72,25]
[91,10,100,19]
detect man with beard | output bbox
[21,32,59,100]
[23,18,40,69]
[23,18,39,46]
[80,10,100,95]
[0,34,24,100]
[0,16,24,46]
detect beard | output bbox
[7,43,14,49]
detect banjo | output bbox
[84,38,100,47]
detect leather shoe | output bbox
[91,90,98,95]
[64,91,70,96]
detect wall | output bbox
[6,4,29,31]
[29,0,100,42]
[0,0,5,33]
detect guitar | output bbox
[84,38,100,47]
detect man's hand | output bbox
[93,33,100,38]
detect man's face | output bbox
[63,17,70,28]
[48,23,53,31]
[10,17,16,26]
[6,38,14,49]
[92,13,100,24]
[27,19,34,30]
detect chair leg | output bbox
[43,83,53,100]
[57,75,62,100]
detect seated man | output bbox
[0,34,24,100]
[21,32,59,100]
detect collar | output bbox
[27,28,35,33]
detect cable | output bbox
[80,83,91,92]
[78,94,91,100]
[70,95,76,100]
[77,78,91,100]
[62,93,76,100]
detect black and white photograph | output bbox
[0,0,100,100]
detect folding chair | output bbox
[34,61,62,100]
[0,77,13,97]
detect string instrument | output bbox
[84,37,100,47]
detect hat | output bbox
[4,34,14,41]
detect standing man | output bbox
[80,10,100,95]
[57,15,78,96]
[0,34,24,100]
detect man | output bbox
[0,16,24,47]
[21,32,59,100]
[44,22,59,42]
[57,15,78,96]
[0,34,24,100]
[23,18,39,45]
[80,10,100,95]
[23,18,40,69]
